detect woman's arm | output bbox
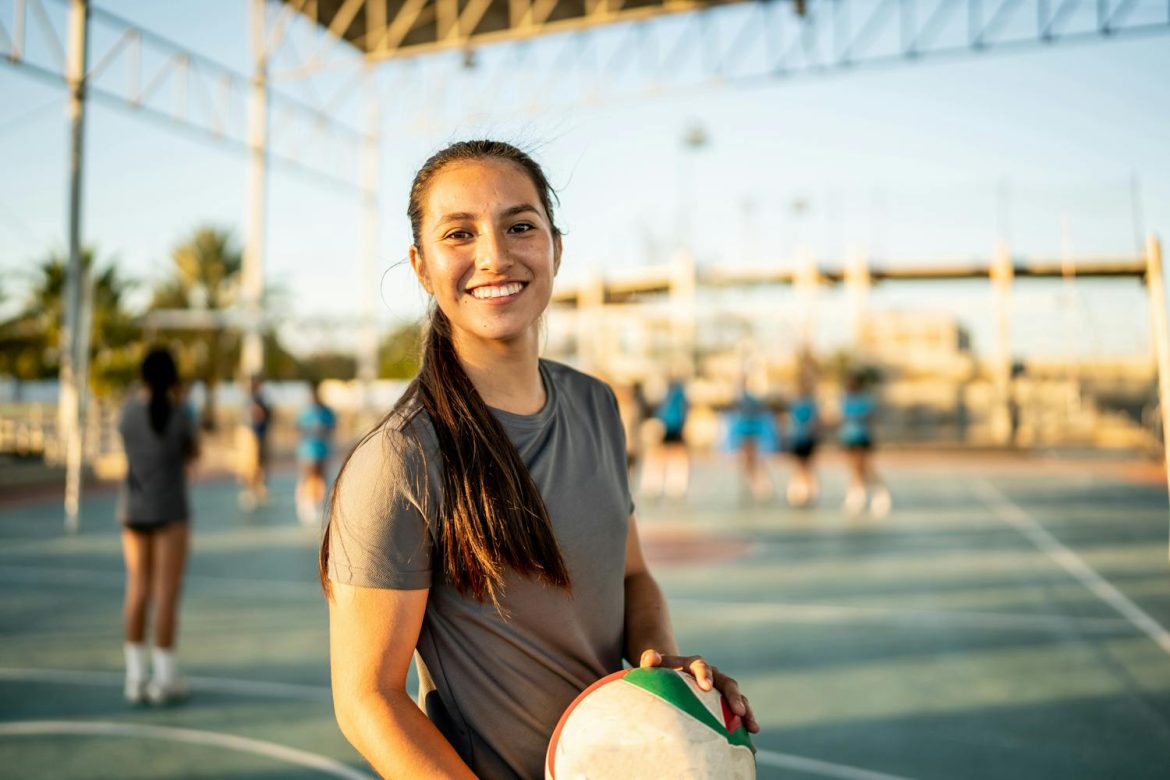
[622,515,760,734]
[328,582,476,779]
[623,515,679,662]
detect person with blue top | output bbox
[296,379,337,526]
[726,380,778,502]
[640,376,691,500]
[839,368,891,518]
[786,370,820,507]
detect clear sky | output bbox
[1,0,1168,361]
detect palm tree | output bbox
[0,249,139,391]
[150,226,242,430]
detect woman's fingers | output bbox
[639,650,760,734]
[638,649,663,668]
[741,695,760,734]
[688,658,716,691]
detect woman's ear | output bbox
[409,245,432,294]
[553,234,563,276]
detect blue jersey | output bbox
[788,396,818,444]
[726,392,779,452]
[656,383,688,437]
[839,392,874,446]
[297,403,336,462]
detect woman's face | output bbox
[410,158,560,351]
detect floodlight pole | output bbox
[1143,235,1170,538]
[60,0,91,534]
[241,0,270,380]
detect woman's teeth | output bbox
[471,282,523,299]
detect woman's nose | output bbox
[476,230,512,272]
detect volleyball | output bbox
[546,667,756,779]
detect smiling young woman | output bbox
[319,140,758,780]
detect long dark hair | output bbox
[141,347,178,435]
[321,140,570,606]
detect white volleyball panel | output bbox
[549,680,755,779]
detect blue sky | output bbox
[1,0,1168,360]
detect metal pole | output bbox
[1142,235,1170,551]
[241,0,269,379]
[60,0,90,534]
[358,65,380,414]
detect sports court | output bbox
[2,450,1168,779]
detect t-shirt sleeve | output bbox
[327,425,434,590]
[601,384,636,517]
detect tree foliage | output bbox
[0,248,140,394]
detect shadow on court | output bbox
[2,451,1169,779]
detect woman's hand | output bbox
[639,649,759,734]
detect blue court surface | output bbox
[1,450,1169,779]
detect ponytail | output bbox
[141,348,178,435]
[418,307,569,605]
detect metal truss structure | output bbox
[280,0,761,60]
[360,0,1170,126]
[0,0,368,188]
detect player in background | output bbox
[296,379,337,526]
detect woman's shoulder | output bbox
[118,395,145,423]
[344,398,438,483]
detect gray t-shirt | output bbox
[117,396,196,526]
[328,360,633,780]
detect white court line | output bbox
[0,667,331,702]
[974,480,1170,657]
[0,720,374,779]
[671,598,1132,634]
[755,749,914,780]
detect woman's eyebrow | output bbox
[435,211,476,227]
[501,203,540,218]
[436,204,541,228]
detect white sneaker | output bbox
[870,488,892,519]
[844,486,867,517]
[297,498,318,526]
[145,676,189,705]
[124,677,147,705]
[239,491,256,512]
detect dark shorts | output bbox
[123,518,187,534]
[662,428,685,445]
[844,437,873,452]
[791,439,818,459]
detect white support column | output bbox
[845,246,870,349]
[358,65,381,413]
[1142,235,1170,552]
[241,0,270,379]
[60,0,90,534]
[577,273,606,372]
[669,249,697,377]
[990,242,1014,446]
[795,249,820,349]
